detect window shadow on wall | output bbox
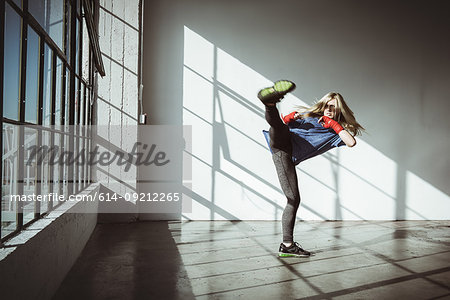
[182,27,391,222]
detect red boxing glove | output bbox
[319,116,344,134]
[282,111,298,124]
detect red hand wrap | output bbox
[282,111,297,124]
[320,116,344,134]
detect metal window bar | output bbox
[59,68,66,204]
[16,0,30,231]
[82,0,104,76]
[60,0,69,200]
[59,1,70,204]
[48,51,57,212]
[68,0,77,196]
[34,34,45,219]
[0,0,5,239]
[82,85,86,188]
[77,9,83,191]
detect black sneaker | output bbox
[278,242,311,258]
[257,80,296,105]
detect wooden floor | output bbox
[53,220,450,299]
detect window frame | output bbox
[1,0,104,243]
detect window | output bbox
[1,0,105,242]
[23,127,38,224]
[40,130,51,213]
[25,26,40,124]
[1,123,19,238]
[42,43,52,126]
[3,3,21,121]
[29,0,65,52]
[55,57,63,125]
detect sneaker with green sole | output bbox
[274,80,296,94]
[257,80,296,105]
[278,242,311,258]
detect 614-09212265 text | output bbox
[99,192,181,202]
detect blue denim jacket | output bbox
[263,117,345,165]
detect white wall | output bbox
[143,0,450,220]
[95,0,140,219]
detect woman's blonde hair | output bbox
[295,92,365,136]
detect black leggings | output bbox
[265,106,301,243]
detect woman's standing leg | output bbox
[265,105,301,244]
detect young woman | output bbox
[258,80,364,257]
